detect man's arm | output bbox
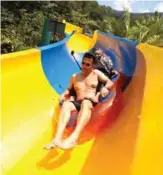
[94,69,114,89]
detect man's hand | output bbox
[100,87,109,98]
[111,70,119,76]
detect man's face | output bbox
[81,57,94,73]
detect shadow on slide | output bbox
[38,149,72,170]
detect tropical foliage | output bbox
[1,1,163,53]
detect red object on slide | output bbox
[63,75,124,142]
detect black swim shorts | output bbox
[70,98,97,111]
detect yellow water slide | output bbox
[65,21,97,52]
[1,24,163,175]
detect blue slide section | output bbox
[95,31,138,77]
[101,31,138,47]
[39,30,138,95]
[94,31,138,90]
[39,33,81,94]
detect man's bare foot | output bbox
[43,139,61,150]
[57,136,78,150]
[57,140,77,150]
[43,142,56,150]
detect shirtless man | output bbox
[44,52,114,150]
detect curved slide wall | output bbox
[1,23,163,175]
[93,31,138,91]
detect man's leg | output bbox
[60,99,93,149]
[44,101,76,149]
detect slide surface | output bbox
[1,24,163,175]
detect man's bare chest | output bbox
[74,73,98,90]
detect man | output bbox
[93,48,119,78]
[44,52,114,150]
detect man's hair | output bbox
[83,52,97,64]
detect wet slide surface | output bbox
[1,24,163,175]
